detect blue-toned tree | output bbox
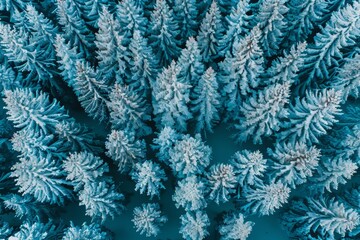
[105,130,146,173]
[132,203,167,237]
[191,67,221,135]
[148,0,181,66]
[219,212,254,240]
[107,83,152,136]
[180,211,210,240]
[152,61,192,132]
[278,88,342,145]
[234,82,291,144]
[130,160,167,199]
[173,175,207,211]
[283,196,360,239]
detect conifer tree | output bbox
[278,88,342,145]
[149,0,181,66]
[177,37,204,86]
[242,181,290,216]
[268,142,321,188]
[297,1,360,93]
[218,0,252,56]
[220,25,264,117]
[283,196,360,239]
[179,211,210,240]
[108,83,151,136]
[191,67,221,135]
[56,0,95,58]
[208,163,237,204]
[128,30,158,96]
[330,52,360,101]
[173,0,199,41]
[197,1,223,62]
[234,82,291,144]
[105,130,146,173]
[3,88,72,134]
[54,34,83,87]
[253,0,288,57]
[11,155,72,205]
[132,203,167,237]
[153,61,192,132]
[116,0,148,45]
[219,212,254,240]
[95,6,127,83]
[73,60,109,121]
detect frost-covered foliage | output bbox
[152,61,192,131]
[152,126,180,162]
[107,83,151,136]
[63,152,109,191]
[242,181,291,216]
[173,175,207,211]
[78,181,124,223]
[11,155,72,204]
[231,150,267,187]
[0,0,359,238]
[169,134,211,177]
[235,82,290,143]
[278,88,342,144]
[105,129,146,172]
[268,142,321,188]
[310,156,358,193]
[283,196,360,239]
[131,160,167,199]
[179,211,210,240]
[219,212,254,240]
[4,88,71,134]
[207,163,236,204]
[63,222,110,240]
[191,67,221,135]
[220,25,264,117]
[132,203,167,237]
[11,220,58,240]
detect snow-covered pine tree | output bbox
[116,0,148,45]
[56,0,95,59]
[179,211,210,240]
[253,0,288,57]
[268,142,320,188]
[278,88,342,144]
[132,203,167,237]
[242,181,290,216]
[173,175,207,211]
[73,60,109,121]
[220,25,264,118]
[11,155,72,205]
[107,83,151,136]
[127,30,158,97]
[231,150,267,187]
[234,82,290,144]
[177,37,204,86]
[152,61,192,132]
[197,1,223,62]
[191,67,221,135]
[95,6,127,84]
[3,88,72,134]
[207,163,237,204]
[283,196,360,239]
[131,160,167,199]
[296,1,360,93]
[172,0,199,42]
[219,212,254,240]
[54,34,83,87]
[169,134,211,177]
[217,0,252,57]
[149,0,181,66]
[105,129,146,173]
